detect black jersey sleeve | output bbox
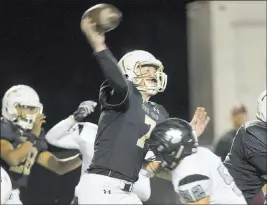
[249,156,267,174]
[157,104,169,118]
[99,80,135,110]
[0,119,16,142]
[94,49,128,102]
[36,128,48,152]
[244,121,267,174]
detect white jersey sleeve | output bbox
[172,150,211,203]
[130,151,155,202]
[132,169,151,202]
[46,116,80,149]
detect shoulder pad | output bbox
[245,120,266,130]
[0,118,18,142]
[126,80,137,94]
[149,102,169,118]
[245,120,267,140]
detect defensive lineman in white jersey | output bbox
[172,147,246,204]
[147,118,247,204]
[45,101,152,203]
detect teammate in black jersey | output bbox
[79,17,210,204]
[224,90,267,205]
[0,85,82,204]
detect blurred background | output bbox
[0,0,266,204]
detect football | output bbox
[81,4,122,33]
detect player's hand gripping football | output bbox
[190,107,210,137]
[80,18,106,52]
[73,101,97,122]
[31,114,46,137]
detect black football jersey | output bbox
[224,120,267,204]
[0,118,48,189]
[89,80,169,182]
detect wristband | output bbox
[70,115,77,121]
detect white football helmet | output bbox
[256,90,266,122]
[1,167,12,205]
[1,85,43,130]
[118,50,167,96]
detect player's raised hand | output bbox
[80,17,106,52]
[190,107,210,137]
[73,101,97,122]
[31,114,46,137]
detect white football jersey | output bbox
[46,116,152,201]
[172,147,247,204]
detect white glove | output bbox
[73,101,97,122]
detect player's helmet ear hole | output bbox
[124,74,128,78]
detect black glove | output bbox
[73,101,97,122]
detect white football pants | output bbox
[6,189,23,205]
[77,173,143,204]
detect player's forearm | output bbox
[56,156,82,175]
[94,49,128,94]
[155,170,172,181]
[5,141,34,166]
[263,184,267,195]
[38,151,82,175]
[144,161,172,181]
[188,197,210,204]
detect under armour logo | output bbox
[103,189,111,194]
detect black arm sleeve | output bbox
[94,49,128,98]
[250,155,267,174]
[0,119,16,142]
[35,128,48,152]
[244,125,267,174]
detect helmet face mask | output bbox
[118,50,167,97]
[132,63,167,96]
[2,85,43,130]
[15,104,42,130]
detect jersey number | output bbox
[217,164,242,196]
[136,115,156,148]
[9,147,38,176]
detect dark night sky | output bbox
[0,0,189,204]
